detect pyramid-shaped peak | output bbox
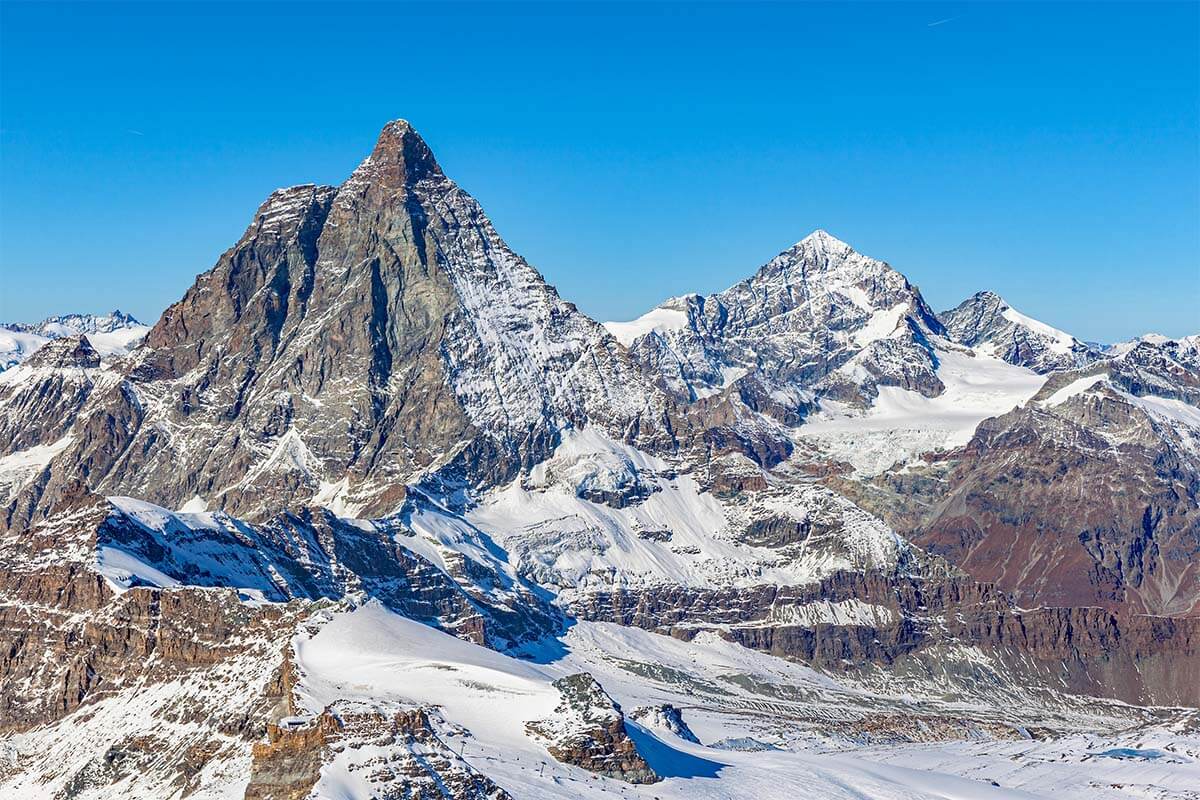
[797,229,856,252]
[102,309,143,327]
[24,335,100,369]
[968,290,1008,307]
[360,118,442,185]
[943,290,1017,320]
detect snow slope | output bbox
[604,303,690,347]
[0,328,48,370]
[459,427,918,596]
[286,601,1190,800]
[798,348,1046,474]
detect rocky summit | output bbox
[2,121,1199,800]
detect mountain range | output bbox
[0,310,148,370]
[1,121,1197,800]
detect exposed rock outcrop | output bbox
[570,569,1200,707]
[629,703,700,743]
[850,377,1200,618]
[246,705,510,800]
[526,673,659,784]
[94,495,560,650]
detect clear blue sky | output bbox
[1,2,1197,342]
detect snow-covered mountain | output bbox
[938,291,1097,373]
[608,230,946,411]
[6,309,144,337]
[2,121,1199,800]
[0,309,148,370]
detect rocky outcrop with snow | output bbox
[95,492,560,649]
[629,704,700,743]
[526,673,658,784]
[0,337,122,509]
[852,359,1200,617]
[939,291,1097,373]
[609,230,946,414]
[246,705,511,800]
[1104,333,1200,405]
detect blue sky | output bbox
[1,2,1196,342]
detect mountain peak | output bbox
[356,118,442,188]
[751,229,889,286]
[797,229,854,252]
[23,334,100,369]
[940,290,1091,372]
[965,290,1008,308]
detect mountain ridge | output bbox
[0,310,148,371]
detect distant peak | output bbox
[941,291,1010,318]
[798,229,854,251]
[24,334,100,369]
[969,290,1008,307]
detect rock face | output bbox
[21,334,102,369]
[0,488,300,735]
[246,706,510,800]
[526,673,659,784]
[939,291,1097,373]
[571,569,1200,707]
[93,494,560,649]
[1105,333,1200,405]
[0,336,116,504]
[244,712,339,800]
[0,494,302,799]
